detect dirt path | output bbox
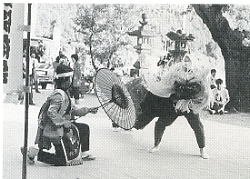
[2,91,250,179]
[200,110,250,128]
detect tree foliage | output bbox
[73,4,138,69]
[35,4,77,40]
[35,4,222,69]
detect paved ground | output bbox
[2,86,250,179]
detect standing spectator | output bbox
[52,51,66,89]
[31,53,40,93]
[52,56,60,74]
[52,57,60,89]
[209,78,230,114]
[209,69,217,89]
[53,51,68,76]
[55,50,63,64]
[71,54,81,105]
[20,52,35,105]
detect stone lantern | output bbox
[127,14,156,73]
[166,29,195,62]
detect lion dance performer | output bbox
[127,52,210,159]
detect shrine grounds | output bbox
[2,85,250,179]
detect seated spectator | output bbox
[209,79,230,115]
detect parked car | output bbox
[36,63,54,89]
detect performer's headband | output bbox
[56,71,73,78]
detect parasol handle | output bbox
[96,100,113,108]
[96,104,103,108]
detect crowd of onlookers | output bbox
[52,51,83,105]
[19,50,85,106]
[208,69,230,115]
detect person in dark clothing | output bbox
[132,88,209,159]
[71,54,82,105]
[52,52,62,89]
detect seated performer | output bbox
[23,64,98,166]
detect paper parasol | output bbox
[95,68,136,130]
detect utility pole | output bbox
[22,3,32,179]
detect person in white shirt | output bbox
[209,78,230,114]
[30,53,40,93]
[20,53,36,105]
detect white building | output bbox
[3,3,60,94]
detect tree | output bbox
[73,4,135,70]
[193,4,250,112]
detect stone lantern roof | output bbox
[166,30,195,55]
[166,31,195,42]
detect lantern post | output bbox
[128,13,155,76]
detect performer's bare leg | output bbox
[184,111,209,159]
